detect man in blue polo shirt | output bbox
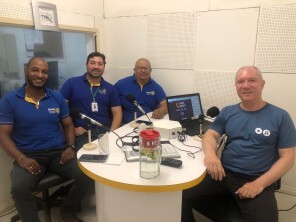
[0,57,91,222]
[114,58,168,124]
[60,52,122,150]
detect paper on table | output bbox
[104,153,125,165]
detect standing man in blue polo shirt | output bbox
[114,58,168,124]
[60,52,122,150]
[0,57,91,222]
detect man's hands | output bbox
[204,155,264,199]
[204,155,226,181]
[75,127,86,136]
[19,156,41,175]
[60,147,76,165]
[18,147,75,174]
[151,109,165,119]
[235,181,264,199]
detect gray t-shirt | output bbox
[211,103,296,176]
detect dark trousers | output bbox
[11,149,93,222]
[182,170,278,222]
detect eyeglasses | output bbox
[135,66,151,71]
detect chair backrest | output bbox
[216,134,228,158]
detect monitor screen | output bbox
[166,93,203,122]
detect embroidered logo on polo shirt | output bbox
[146,91,155,96]
[99,89,107,94]
[48,108,60,114]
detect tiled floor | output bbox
[0,188,97,222]
[0,191,295,222]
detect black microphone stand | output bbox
[144,113,152,123]
[198,114,205,138]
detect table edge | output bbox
[78,161,206,192]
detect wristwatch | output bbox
[66,144,76,150]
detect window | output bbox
[0,26,94,97]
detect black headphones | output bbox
[177,131,187,142]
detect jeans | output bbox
[11,149,92,222]
[181,170,278,222]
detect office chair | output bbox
[11,171,73,222]
[192,179,281,222]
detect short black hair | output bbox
[86,52,106,64]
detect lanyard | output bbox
[89,85,100,102]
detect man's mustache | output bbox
[91,69,101,72]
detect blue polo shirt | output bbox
[60,74,121,128]
[114,75,166,123]
[0,85,69,152]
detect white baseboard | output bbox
[0,198,15,216]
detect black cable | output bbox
[171,132,203,158]
[115,127,139,149]
[181,141,202,157]
[169,142,196,158]
[144,113,152,123]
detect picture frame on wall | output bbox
[32,1,59,32]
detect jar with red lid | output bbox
[139,129,161,179]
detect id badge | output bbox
[91,102,98,112]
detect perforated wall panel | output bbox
[147,12,195,70]
[194,71,239,110]
[255,5,296,73]
[0,1,32,20]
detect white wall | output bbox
[101,0,296,120]
[100,0,296,196]
[1,0,296,213]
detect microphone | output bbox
[126,94,146,115]
[192,107,219,140]
[206,106,220,118]
[69,108,129,151]
[70,108,103,127]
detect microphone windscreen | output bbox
[69,108,81,119]
[206,106,220,118]
[126,94,135,103]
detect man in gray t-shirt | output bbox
[182,66,296,222]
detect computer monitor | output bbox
[166,93,204,122]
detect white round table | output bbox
[78,116,206,222]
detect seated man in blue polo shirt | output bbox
[114,58,168,124]
[60,52,122,150]
[0,57,91,222]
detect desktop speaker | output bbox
[153,120,182,139]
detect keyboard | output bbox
[124,148,140,162]
[123,142,181,162]
[161,143,181,158]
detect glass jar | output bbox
[139,129,161,179]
